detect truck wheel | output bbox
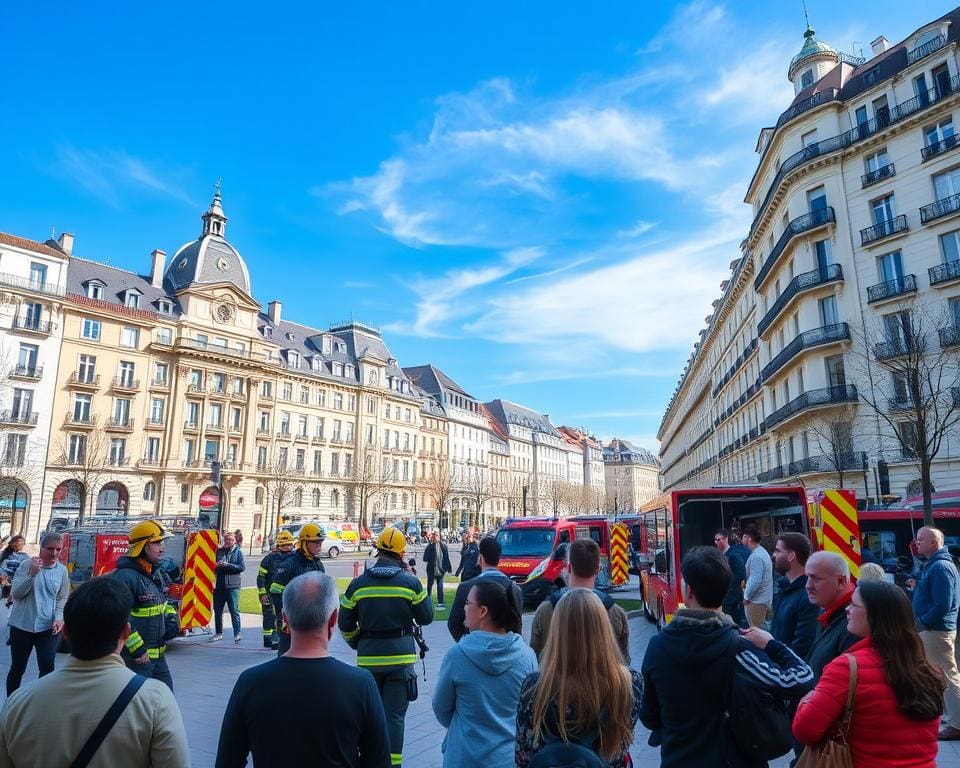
[328,546,340,559]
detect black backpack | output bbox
[723,636,793,761]
[527,728,609,768]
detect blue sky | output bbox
[0,1,938,452]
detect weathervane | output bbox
[214,177,222,197]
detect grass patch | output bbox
[613,598,644,612]
[239,577,462,615]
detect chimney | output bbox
[268,300,282,324]
[150,249,166,288]
[871,36,889,55]
[57,232,74,256]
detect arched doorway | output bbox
[52,479,84,523]
[96,482,129,515]
[0,480,28,536]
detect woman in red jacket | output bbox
[793,579,944,767]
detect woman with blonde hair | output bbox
[515,588,641,768]
[857,562,886,582]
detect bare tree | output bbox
[349,448,396,531]
[543,478,566,516]
[851,304,960,526]
[55,431,110,525]
[562,482,589,516]
[463,464,494,530]
[262,459,306,534]
[792,408,864,490]
[425,460,454,529]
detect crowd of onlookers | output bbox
[0,525,956,767]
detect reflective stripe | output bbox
[146,645,167,659]
[357,654,417,667]
[341,627,361,641]
[391,754,402,765]
[258,566,268,575]
[131,604,165,618]
[257,588,267,597]
[163,603,177,615]
[342,586,424,609]
[262,629,273,637]
[126,631,144,653]
[269,582,285,594]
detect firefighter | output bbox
[110,519,179,691]
[257,530,295,649]
[269,522,326,656]
[339,528,434,767]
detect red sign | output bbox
[199,489,220,510]
[94,535,129,576]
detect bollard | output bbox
[353,559,360,578]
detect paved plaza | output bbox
[1,554,958,767]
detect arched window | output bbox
[143,482,157,501]
[255,486,264,505]
[312,488,321,506]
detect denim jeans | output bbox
[426,571,445,605]
[7,626,58,695]
[213,587,241,636]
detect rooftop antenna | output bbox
[50,226,56,239]
[214,177,222,196]
[802,0,810,29]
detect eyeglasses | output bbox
[465,600,480,607]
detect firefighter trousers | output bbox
[261,598,278,648]
[371,666,415,766]
[128,656,174,692]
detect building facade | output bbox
[660,10,960,502]
[603,439,661,512]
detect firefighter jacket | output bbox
[111,555,179,661]
[269,549,326,619]
[257,550,293,598]
[338,556,434,672]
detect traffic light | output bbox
[878,460,890,496]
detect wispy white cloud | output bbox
[51,146,195,208]
[494,365,680,386]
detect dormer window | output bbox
[336,342,346,354]
[158,300,173,314]
[263,327,273,338]
[124,290,142,309]
[286,332,295,341]
[800,69,814,89]
[344,364,355,380]
[288,351,300,368]
[333,362,344,376]
[85,281,104,300]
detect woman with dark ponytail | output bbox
[432,578,535,768]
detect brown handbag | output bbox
[795,654,857,768]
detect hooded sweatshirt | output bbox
[639,608,813,768]
[432,630,537,768]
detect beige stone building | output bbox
[603,438,660,513]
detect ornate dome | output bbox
[788,27,839,79]
[164,186,252,295]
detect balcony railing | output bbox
[920,192,960,224]
[175,337,267,362]
[775,88,840,130]
[183,420,199,430]
[757,465,785,482]
[888,397,914,412]
[788,452,864,475]
[861,162,896,188]
[907,34,946,64]
[111,376,140,390]
[68,372,99,388]
[875,335,925,361]
[149,377,169,388]
[940,325,960,348]
[12,364,42,380]
[754,207,836,289]
[750,74,960,242]
[186,383,205,395]
[860,215,908,246]
[930,260,960,286]
[107,457,130,467]
[764,385,859,431]
[866,274,917,304]
[0,411,37,426]
[206,422,224,432]
[761,323,850,382]
[758,264,843,336]
[65,414,96,427]
[105,418,135,431]
[11,317,55,335]
[921,134,960,161]
[712,338,758,397]
[145,417,165,428]
[139,458,162,467]
[0,272,65,297]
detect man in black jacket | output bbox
[270,523,326,656]
[715,529,747,627]
[422,531,452,608]
[771,533,819,659]
[212,531,246,643]
[640,546,813,767]
[447,537,523,642]
[454,532,480,581]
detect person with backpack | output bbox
[515,588,641,768]
[639,546,813,767]
[432,578,536,768]
[530,538,630,663]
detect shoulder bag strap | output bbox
[836,654,858,738]
[70,674,147,768]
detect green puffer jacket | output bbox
[338,556,434,672]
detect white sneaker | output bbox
[210,633,223,642]
[234,633,242,644]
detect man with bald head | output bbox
[803,551,857,681]
[912,526,960,740]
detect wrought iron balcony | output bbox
[921,134,960,161]
[758,264,843,336]
[139,458,162,467]
[105,418,135,431]
[186,383,205,395]
[68,372,99,388]
[149,377,170,389]
[866,274,917,304]
[108,457,130,467]
[206,422,224,432]
[921,192,960,224]
[711,338,758,397]
[874,335,925,361]
[860,215,908,246]
[754,207,836,290]
[257,427,271,435]
[65,413,96,428]
[0,271,65,297]
[940,325,960,349]
[764,385,858,431]
[757,465,785,483]
[907,33,946,64]
[750,73,960,243]
[888,397,914,411]
[111,376,140,391]
[11,364,42,380]
[183,420,199,431]
[861,162,895,189]
[0,411,37,426]
[929,260,960,286]
[761,323,850,382]
[788,452,864,475]
[775,88,840,130]
[11,317,55,335]
[145,417,165,429]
